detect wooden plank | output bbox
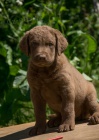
[0,122,99,140]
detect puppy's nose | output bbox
[35,54,46,61]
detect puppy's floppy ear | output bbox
[19,31,30,56]
[54,29,68,55]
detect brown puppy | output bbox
[19,25,99,136]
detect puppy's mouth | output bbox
[33,61,53,67]
[32,54,53,67]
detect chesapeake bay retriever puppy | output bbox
[19,25,99,136]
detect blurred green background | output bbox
[0,0,99,127]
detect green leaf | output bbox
[18,69,27,76]
[97,99,99,103]
[0,45,7,57]
[60,6,67,12]
[19,79,29,95]
[67,31,97,61]
[19,79,28,88]
[24,0,35,6]
[82,73,92,81]
[13,75,26,88]
[85,34,97,55]
[0,43,12,65]
[6,47,12,66]
[10,65,20,76]
[67,30,83,36]
[70,57,80,66]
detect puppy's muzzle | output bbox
[34,54,46,62]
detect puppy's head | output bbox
[19,25,68,67]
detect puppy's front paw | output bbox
[58,122,75,132]
[89,112,99,125]
[29,125,46,136]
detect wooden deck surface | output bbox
[0,122,99,140]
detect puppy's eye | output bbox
[48,43,53,47]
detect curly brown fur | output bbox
[19,25,99,136]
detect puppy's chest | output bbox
[34,72,61,96]
[32,69,61,85]
[40,78,62,109]
[38,73,59,90]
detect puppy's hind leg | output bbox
[86,82,99,125]
[47,113,61,128]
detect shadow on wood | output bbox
[0,122,99,140]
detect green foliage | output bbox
[0,0,99,126]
